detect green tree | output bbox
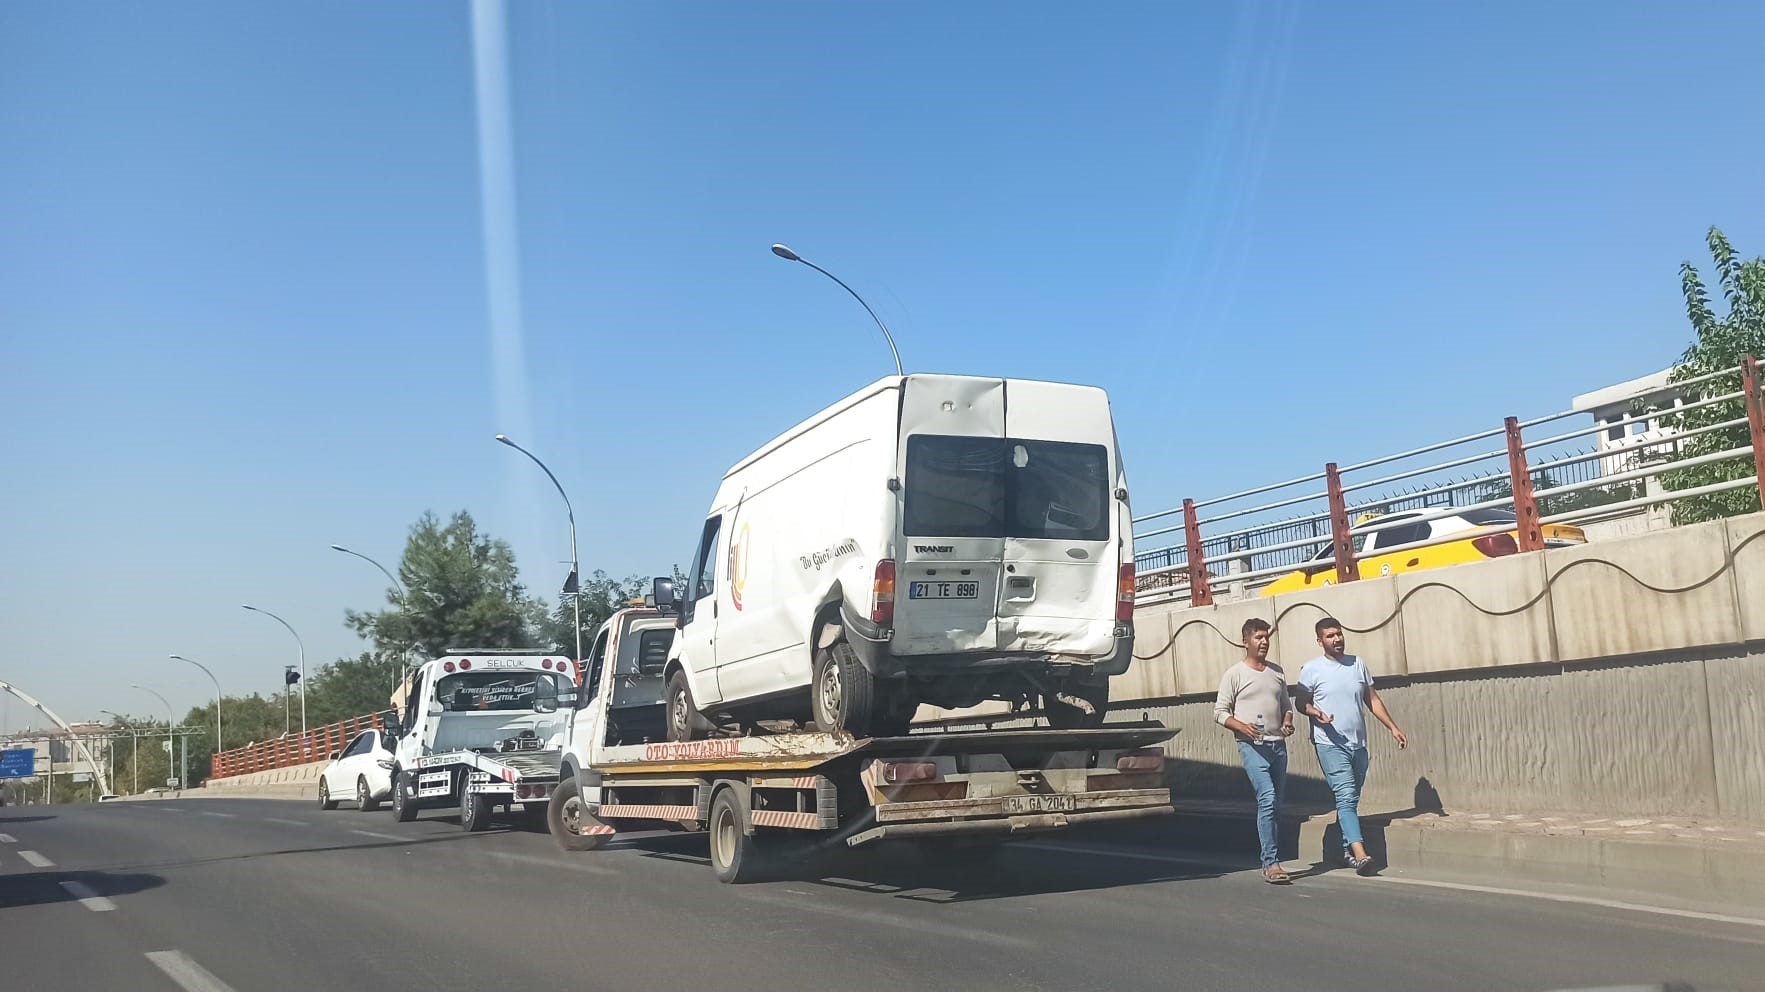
[345,510,550,660]
[1646,227,1765,523]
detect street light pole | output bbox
[770,243,904,377]
[242,605,306,736]
[331,544,412,698]
[494,434,583,672]
[168,654,222,753]
[129,684,176,789]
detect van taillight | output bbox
[1472,533,1519,558]
[872,559,896,627]
[1117,563,1135,622]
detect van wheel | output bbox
[1044,678,1110,729]
[813,640,877,737]
[548,777,609,851]
[667,671,714,742]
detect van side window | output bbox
[683,517,722,624]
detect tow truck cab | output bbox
[557,605,679,784]
[388,651,575,805]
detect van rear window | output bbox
[904,435,1110,541]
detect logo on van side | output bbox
[914,545,955,554]
[727,523,750,611]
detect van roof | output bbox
[721,373,1106,480]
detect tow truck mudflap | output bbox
[843,804,1172,848]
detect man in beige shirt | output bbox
[1214,617,1294,883]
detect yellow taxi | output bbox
[1259,507,1586,597]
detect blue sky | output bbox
[3,1,1762,726]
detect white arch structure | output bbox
[0,677,114,797]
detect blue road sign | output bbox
[0,748,36,779]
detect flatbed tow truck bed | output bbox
[565,723,1178,881]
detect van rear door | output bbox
[996,380,1119,657]
[894,376,1007,655]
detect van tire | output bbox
[548,777,609,851]
[813,639,878,737]
[667,670,714,742]
[1044,679,1110,729]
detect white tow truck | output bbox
[383,650,575,831]
[542,580,1178,882]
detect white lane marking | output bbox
[146,951,240,992]
[0,833,15,843]
[158,806,186,812]
[351,830,407,842]
[198,811,235,818]
[1346,874,1765,930]
[263,817,307,827]
[19,850,55,868]
[59,880,117,912]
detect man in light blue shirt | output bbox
[1297,616,1407,875]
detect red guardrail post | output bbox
[1182,498,1213,607]
[1744,356,1765,511]
[1325,462,1359,584]
[1504,416,1545,552]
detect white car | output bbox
[318,728,395,811]
[665,373,1136,739]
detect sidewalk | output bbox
[1112,798,1765,914]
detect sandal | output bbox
[1263,866,1292,884]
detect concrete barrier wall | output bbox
[205,759,326,794]
[1105,511,1765,822]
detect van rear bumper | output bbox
[842,607,1133,680]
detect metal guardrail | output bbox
[1133,359,1765,607]
[210,711,389,779]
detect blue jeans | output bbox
[1236,740,1287,868]
[1315,742,1370,854]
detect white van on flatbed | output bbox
[545,598,1177,883]
[665,373,1137,740]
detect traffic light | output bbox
[284,668,301,686]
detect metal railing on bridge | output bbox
[210,711,390,779]
[1133,358,1765,607]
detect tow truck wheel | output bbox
[460,780,494,833]
[666,670,713,742]
[548,777,608,852]
[356,776,380,812]
[391,769,419,822]
[708,787,772,884]
[812,639,877,737]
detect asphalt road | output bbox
[2,798,1759,992]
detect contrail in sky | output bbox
[471,0,533,448]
